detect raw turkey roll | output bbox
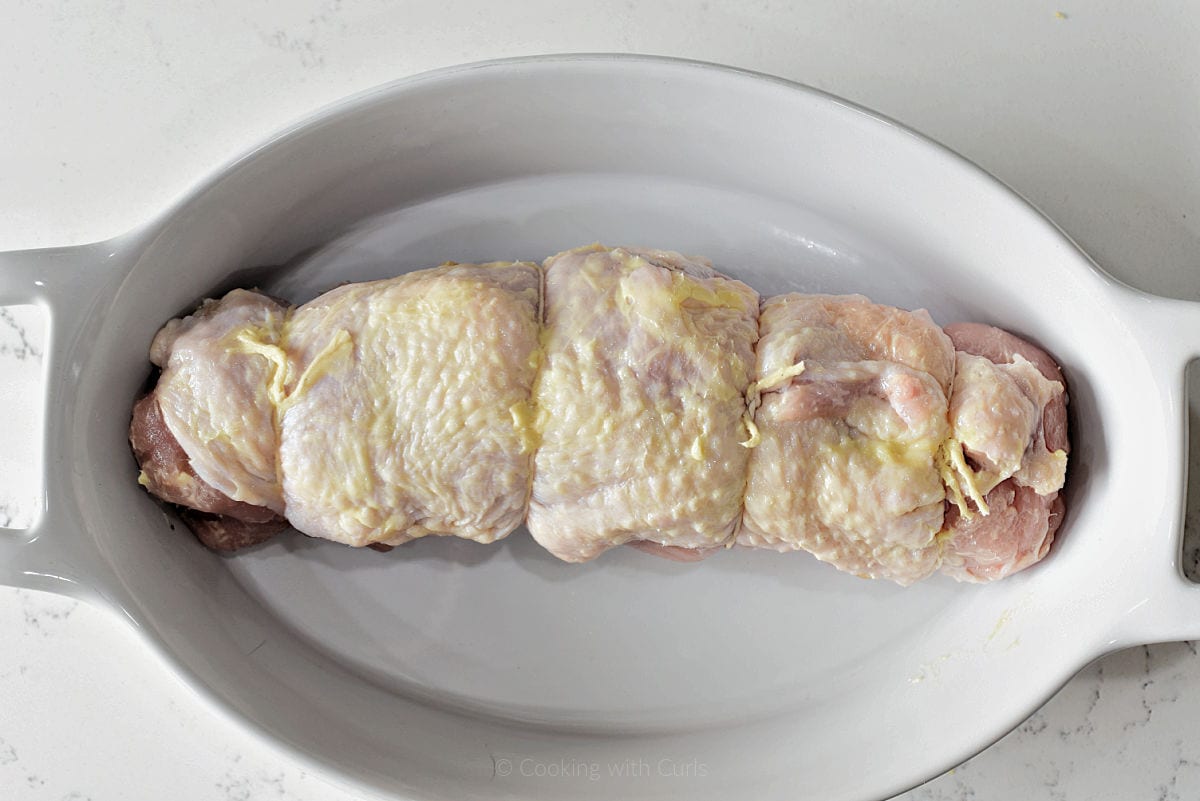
[527,244,760,562]
[738,294,957,584]
[130,244,1070,585]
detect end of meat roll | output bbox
[132,264,545,555]
[736,298,1070,585]
[938,481,1064,583]
[937,323,1069,582]
[130,393,288,551]
[131,288,291,552]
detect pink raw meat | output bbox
[940,323,1069,582]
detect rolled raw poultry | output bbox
[130,245,1069,583]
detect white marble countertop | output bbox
[2,1,1199,799]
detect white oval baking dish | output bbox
[2,55,1199,801]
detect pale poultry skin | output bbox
[150,289,289,514]
[527,244,760,562]
[739,294,956,585]
[265,262,542,548]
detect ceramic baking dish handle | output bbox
[1114,288,1200,645]
[0,239,130,604]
